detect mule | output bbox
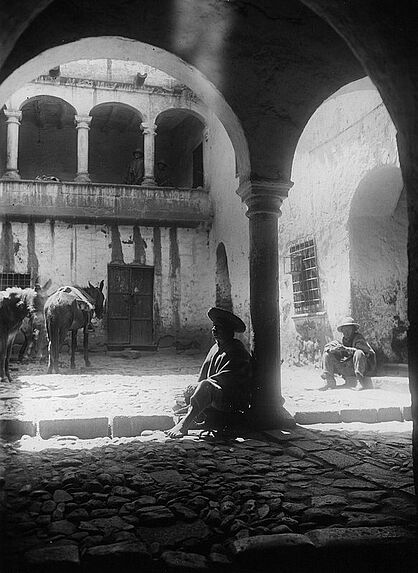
[44,280,105,374]
[0,287,40,383]
[17,280,52,362]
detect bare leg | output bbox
[83,326,91,367]
[167,380,214,438]
[319,352,338,390]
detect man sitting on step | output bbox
[167,307,253,438]
[320,317,376,391]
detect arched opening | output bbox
[215,242,233,312]
[280,78,401,368]
[155,109,205,188]
[6,95,76,180]
[349,165,406,364]
[89,103,144,184]
[0,37,250,183]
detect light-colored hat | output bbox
[207,307,246,332]
[337,317,359,332]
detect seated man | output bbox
[167,307,252,438]
[320,317,376,391]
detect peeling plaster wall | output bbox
[0,219,213,347]
[206,111,251,347]
[350,190,407,361]
[279,82,401,364]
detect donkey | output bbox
[0,287,40,383]
[44,281,105,374]
[17,279,52,362]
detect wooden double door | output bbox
[107,265,154,348]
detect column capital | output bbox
[237,178,293,218]
[141,122,157,136]
[4,109,22,124]
[74,115,92,129]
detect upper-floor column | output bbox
[74,115,92,182]
[238,178,295,429]
[2,110,22,180]
[141,122,157,186]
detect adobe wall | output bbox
[279,80,403,365]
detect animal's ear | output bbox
[42,279,52,292]
[88,281,94,288]
[99,280,104,291]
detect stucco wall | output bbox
[206,111,251,347]
[0,219,213,347]
[279,80,403,365]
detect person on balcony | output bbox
[166,307,252,438]
[155,160,173,187]
[125,149,144,185]
[320,317,376,391]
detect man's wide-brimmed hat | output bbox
[207,307,246,332]
[337,317,360,332]
[133,149,144,156]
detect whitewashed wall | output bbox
[279,79,404,364]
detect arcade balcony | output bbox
[0,180,213,227]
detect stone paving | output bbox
[1,423,416,572]
[0,350,416,571]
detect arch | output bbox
[349,165,404,219]
[89,102,144,184]
[280,77,402,365]
[349,166,407,362]
[215,243,233,312]
[155,108,206,188]
[17,94,76,180]
[4,84,79,115]
[89,101,146,124]
[0,37,250,183]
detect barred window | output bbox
[0,272,31,290]
[289,239,321,315]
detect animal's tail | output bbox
[46,315,62,365]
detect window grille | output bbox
[289,239,321,315]
[0,272,32,290]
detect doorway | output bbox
[107,265,154,348]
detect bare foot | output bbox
[166,421,188,438]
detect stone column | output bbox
[239,178,295,429]
[74,115,92,182]
[2,110,22,179]
[141,122,157,186]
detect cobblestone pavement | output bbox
[1,422,417,572]
[0,351,416,571]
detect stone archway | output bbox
[18,95,77,180]
[349,165,406,364]
[215,242,233,312]
[0,37,250,185]
[89,102,144,184]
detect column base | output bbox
[2,170,21,180]
[141,177,157,187]
[74,173,91,183]
[248,405,296,430]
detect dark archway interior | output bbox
[90,103,143,184]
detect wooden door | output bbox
[107,265,154,347]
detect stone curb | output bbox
[0,403,412,441]
[38,417,110,439]
[112,415,174,437]
[294,405,408,425]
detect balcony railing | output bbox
[0,180,213,227]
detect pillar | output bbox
[141,122,157,186]
[2,110,22,179]
[239,178,295,429]
[74,115,92,182]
